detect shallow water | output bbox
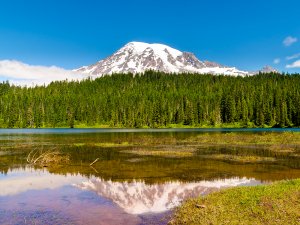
[0,129,300,225]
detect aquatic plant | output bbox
[26,148,69,167]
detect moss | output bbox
[171,179,300,225]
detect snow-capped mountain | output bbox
[75,42,250,77]
[258,65,279,73]
[75,177,258,214]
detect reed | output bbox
[26,148,69,167]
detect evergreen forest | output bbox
[1,71,300,128]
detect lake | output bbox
[1,129,300,225]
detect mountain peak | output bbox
[259,65,279,73]
[122,41,183,59]
[75,42,249,76]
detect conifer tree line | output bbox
[0,71,300,128]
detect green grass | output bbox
[171,179,300,225]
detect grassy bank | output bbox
[170,179,300,225]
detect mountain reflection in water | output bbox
[76,177,259,214]
[0,167,260,217]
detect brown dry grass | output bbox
[27,148,69,167]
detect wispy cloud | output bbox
[0,60,84,86]
[273,58,280,64]
[283,36,298,47]
[286,53,300,61]
[286,60,300,68]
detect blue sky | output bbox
[0,0,300,73]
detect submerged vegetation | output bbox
[171,179,300,225]
[0,72,300,128]
[1,132,300,183]
[26,149,69,167]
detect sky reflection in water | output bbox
[0,167,259,225]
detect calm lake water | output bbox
[0,129,300,225]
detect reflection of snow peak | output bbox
[76,177,256,214]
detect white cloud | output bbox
[283,36,298,47]
[286,53,300,61]
[0,168,85,196]
[273,58,280,64]
[0,60,85,86]
[286,60,300,68]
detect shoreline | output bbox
[170,179,300,225]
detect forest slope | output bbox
[0,71,299,128]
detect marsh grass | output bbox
[94,142,131,147]
[106,133,300,163]
[187,132,300,148]
[122,149,194,158]
[73,143,85,147]
[27,148,69,167]
[170,179,300,225]
[201,154,277,163]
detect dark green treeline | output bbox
[1,71,300,128]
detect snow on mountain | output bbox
[75,177,258,214]
[246,65,279,76]
[258,65,279,74]
[75,42,250,77]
